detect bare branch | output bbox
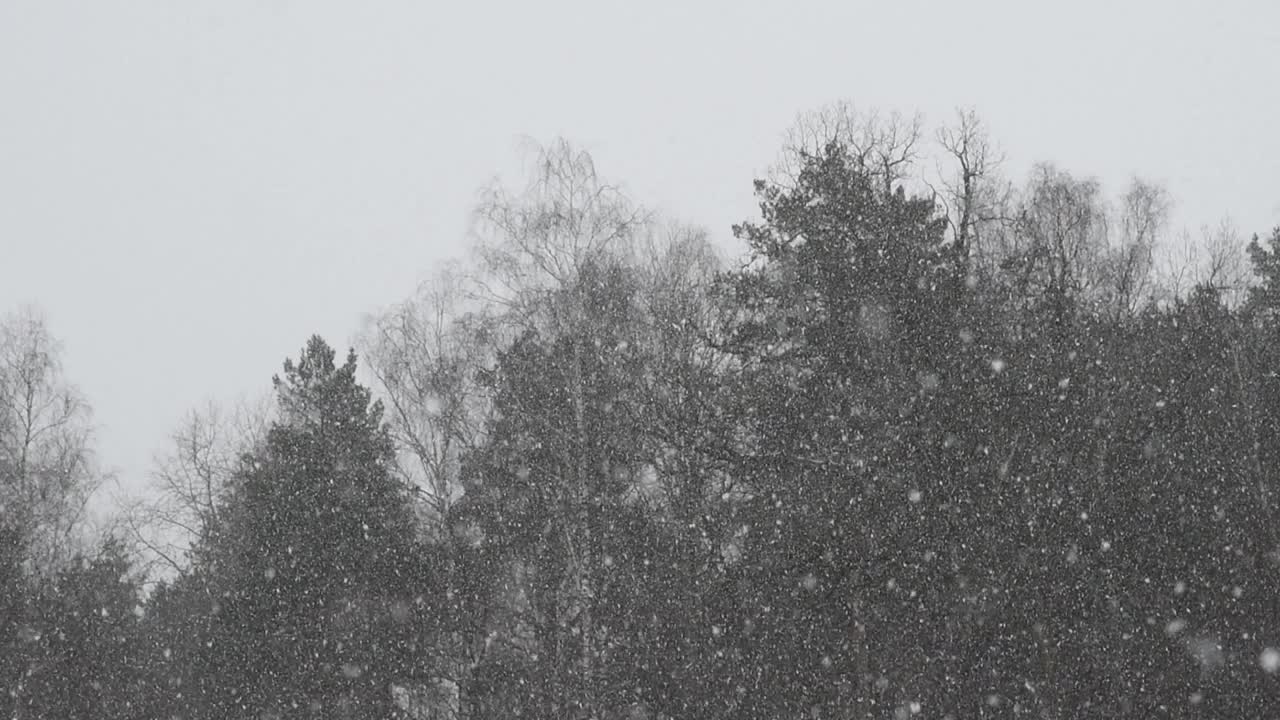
[359,264,493,534]
[1099,177,1172,319]
[0,307,101,575]
[935,108,1005,260]
[470,138,650,333]
[772,101,925,195]
[117,395,269,580]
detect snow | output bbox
[1261,648,1280,673]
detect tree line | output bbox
[4,104,1280,719]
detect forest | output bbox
[4,106,1280,719]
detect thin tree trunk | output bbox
[570,325,596,719]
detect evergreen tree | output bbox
[10,538,145,720]
[716,141,967,719]
[190,336,441,719]
[1247,226,1280,315]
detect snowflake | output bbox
[1261,648,1280,673]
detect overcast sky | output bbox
[3,0,1279,504]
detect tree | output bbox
[1198,219,1252,308]
[188,336,441,719]
[718,140,966,719]
[1000,164,1110,324]
[456,257,661,719]
[471,138,648,328]
[460,139,649,719]
[0,519,32,720]
[1246,225,1280,315]
[119,396,271,581]
[935,107,1008,263]
[8,537,146,720]
[433,139,741,720]
[1102,177,1170,319]
[0,307,101,576]
[772,101,924,195]
[360,264,492,534]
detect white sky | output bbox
[3,0,1279,503]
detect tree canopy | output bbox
[7,113,1280,719]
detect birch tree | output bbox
[0,307,100,576]
[118,396,270,580]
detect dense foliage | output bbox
[4,116,1280,718]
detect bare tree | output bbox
[0,307,100,576]
[359,263,492,532]
[934,108,1009,264]
[1155,227,1201,306]
[772,100,924,194]
[1102,177,1171,319]
[363,139,743,720]
[1199,218,1253,307]
[635,221,727,360]
[471,137,649,332]
[997,164,1110,318]
[470,138,676,720]
[117,395,270,580]
[1153,218,1251,309]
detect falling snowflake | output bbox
[1261,648,1280,673]
[1185,635,1225,672]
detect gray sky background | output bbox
[3,0,1279,506]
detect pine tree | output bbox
[716,141,967,719]
[191,336,440,719]
[11,538,145,720]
